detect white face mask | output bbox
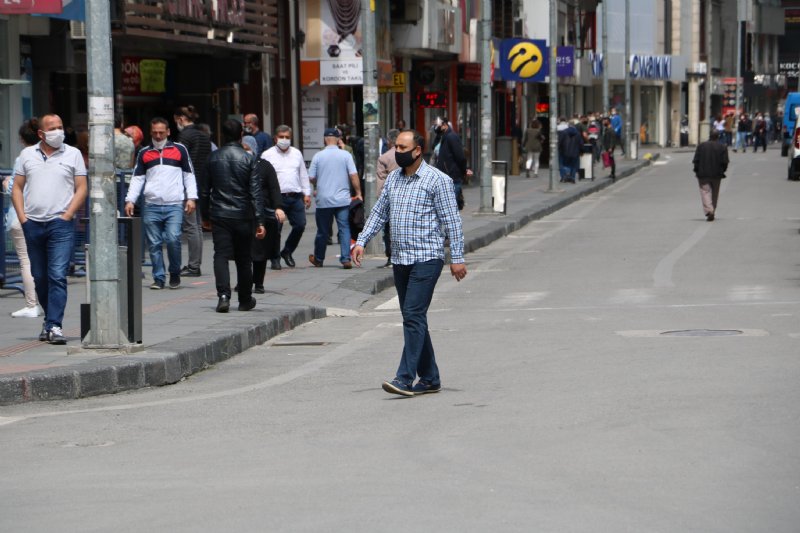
[44,129,65,149]
[153,139,167,150]
[244,126,253,134]
[276,138,291,150]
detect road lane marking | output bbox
[653,225,711,288]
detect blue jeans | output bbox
[22,218,75,329]
[281,194,307,255]
[735,132,747,151]
[313,205,351,264]
[392,259,444,386]
[143,203,183,283]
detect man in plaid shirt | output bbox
[353,130,467,397]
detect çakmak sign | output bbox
[629,55,672,80]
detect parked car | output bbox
[781,92,800,156]
[787,122,800,181]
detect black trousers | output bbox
[212,218,254,303]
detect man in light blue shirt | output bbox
[353,130,467,397]
[307,128,361,268]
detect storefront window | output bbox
[0,18,10,169]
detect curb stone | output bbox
[0,306,325,405]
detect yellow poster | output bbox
[140,59,166,93]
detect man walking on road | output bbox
[125,117,198,289]
[261,125,311,268]
[12,113,88,344]
[433,116,471,210]
[693,129,729,222]
[308,128,361,269]
[352,130,467,397]
[202,119,266,313]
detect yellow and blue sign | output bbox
[500,39,548,82]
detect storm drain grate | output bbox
[272,341,330,347]
[660,329,743,337]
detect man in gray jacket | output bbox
[692,130,729,221]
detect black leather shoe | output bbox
[238,297,256,311]
[281,251,295,268]
[270,259,282,270]
[181,265,201,277]
[254,285,265,294]
[216,295,230,313]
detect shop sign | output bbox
[320,59,363,85]
[121,57,166,96]
[499,39,548,82]
[379,72,406,94]
[417,91,447,108]
[163,0,245,26]
[556,47,574,77]
[630,55,672,80]
[0,0,62,14]
[779,61,800,79]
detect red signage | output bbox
[0,0,62,14]
[417,91,447,109]
[535,102,550,114]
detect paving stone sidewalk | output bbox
[0,152,660,405]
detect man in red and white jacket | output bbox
[125,117,198,290]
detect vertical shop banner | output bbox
[499,39,548,82]
[556,47,574,77]
[301,86,327,160]
[0,0,62,14]
[321,0,362,60]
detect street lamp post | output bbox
[624,0,633,160]
[84,0,126,347]
[479,0,494,212]
[361,0,380,254]
[547,0,559,192]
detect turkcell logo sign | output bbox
[499,40,574,81]
[630,55,672,80]
[500,39,548,82]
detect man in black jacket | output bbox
[433,117,471,210]
[202,119,266,312]
[692,130,729,221]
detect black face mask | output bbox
[395,148,420,169]
[434,126,443,134]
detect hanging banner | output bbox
[556,47,575,77]
[0,0,62,14]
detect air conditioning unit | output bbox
[70,21,86,40]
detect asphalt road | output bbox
[1,149,799,532]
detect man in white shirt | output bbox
[124,117,198,290]
[260,125,311,268]
[12,113,88,344]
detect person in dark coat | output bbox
[558,121,582,183]
[601,117,617,180]
[201,119,266,312]
[433,117,472,209]
[175,105,212,277]
[250,155,286,294]
[692,130,729,221]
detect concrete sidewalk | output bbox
[0,152,660,404]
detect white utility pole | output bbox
[479,0,493,212]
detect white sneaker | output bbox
[11,305,42,318]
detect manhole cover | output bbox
[660,329,743,337]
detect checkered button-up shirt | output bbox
[356,160,464,265]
